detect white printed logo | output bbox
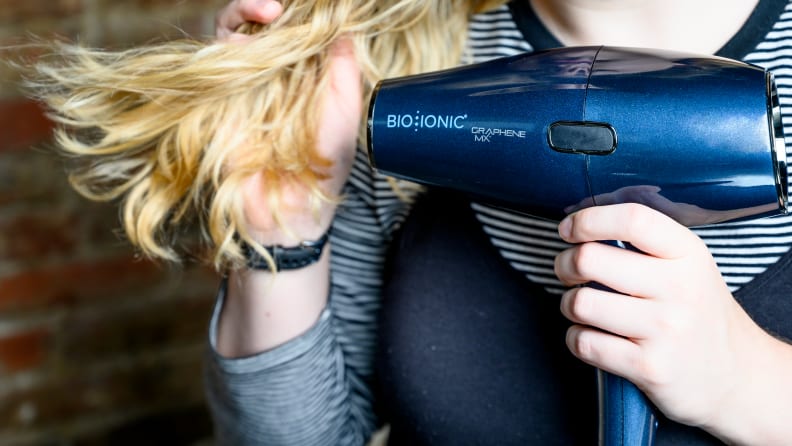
[386,111,468,131]
[471,127,527,143]
[384,111,525,143]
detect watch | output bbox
[244,232,329,271]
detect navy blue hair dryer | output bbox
[366,46,788,445]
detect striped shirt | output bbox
[205,2,792,444]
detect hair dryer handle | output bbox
[593,240,658,446]
[598,369,658,446]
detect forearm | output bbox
[704,321,792,445]
[204,224,382,445]
[205,158,413,445]
[216,247,331,358]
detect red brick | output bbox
[59,292,214,361]
[0,199,129,262]
[0,256,166,312]
[130,0,221,8]
[0,100,53,153]
[0,351,206,430]
[0,212,80,259]
[0,327,51,373]
[0,2,224,443]
[0,151,76,207]
[0,0,82,22]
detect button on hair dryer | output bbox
[366,46,788,445]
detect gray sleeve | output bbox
[203,150,419,446]
[204,284,369,446]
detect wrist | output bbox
[241,200,338,270]
[218,247,331,357]
[701,321,792,445]
[243,230,330,271]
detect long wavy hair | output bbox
[25,0,506,270]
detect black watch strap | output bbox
[244,232,330,271]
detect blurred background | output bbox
[1,1,229,444]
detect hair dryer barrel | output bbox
[366,46,788,224]
[367,46,598,220]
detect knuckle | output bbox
[635,353,672,389]
[571,243,598,278]
[568,327,597,361]
[568,287,595,322]
[623,203,655,239]
[653,307,692,338]
[572,209,597,236]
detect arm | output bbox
[205,150,417,445]
[205,4,389,443]
[554,203,792,445]
[215,23,361,355]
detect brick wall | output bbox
[1,1,228,445]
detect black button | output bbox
[547,121,617,155]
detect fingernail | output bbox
[558,217,572,240]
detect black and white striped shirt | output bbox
[205,2,792,444]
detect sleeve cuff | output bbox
[207,278,334,375]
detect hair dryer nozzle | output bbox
[768,73,788,214]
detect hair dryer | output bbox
[366,46,788,445]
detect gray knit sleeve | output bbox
[203,150,418,446]
[204,284,370,446]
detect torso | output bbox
[528,0,760,54]
[376,1,792,444]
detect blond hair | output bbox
[25,0,506,270]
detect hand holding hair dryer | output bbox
[366,46,788,446]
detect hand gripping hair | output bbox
[25,0,505,270]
